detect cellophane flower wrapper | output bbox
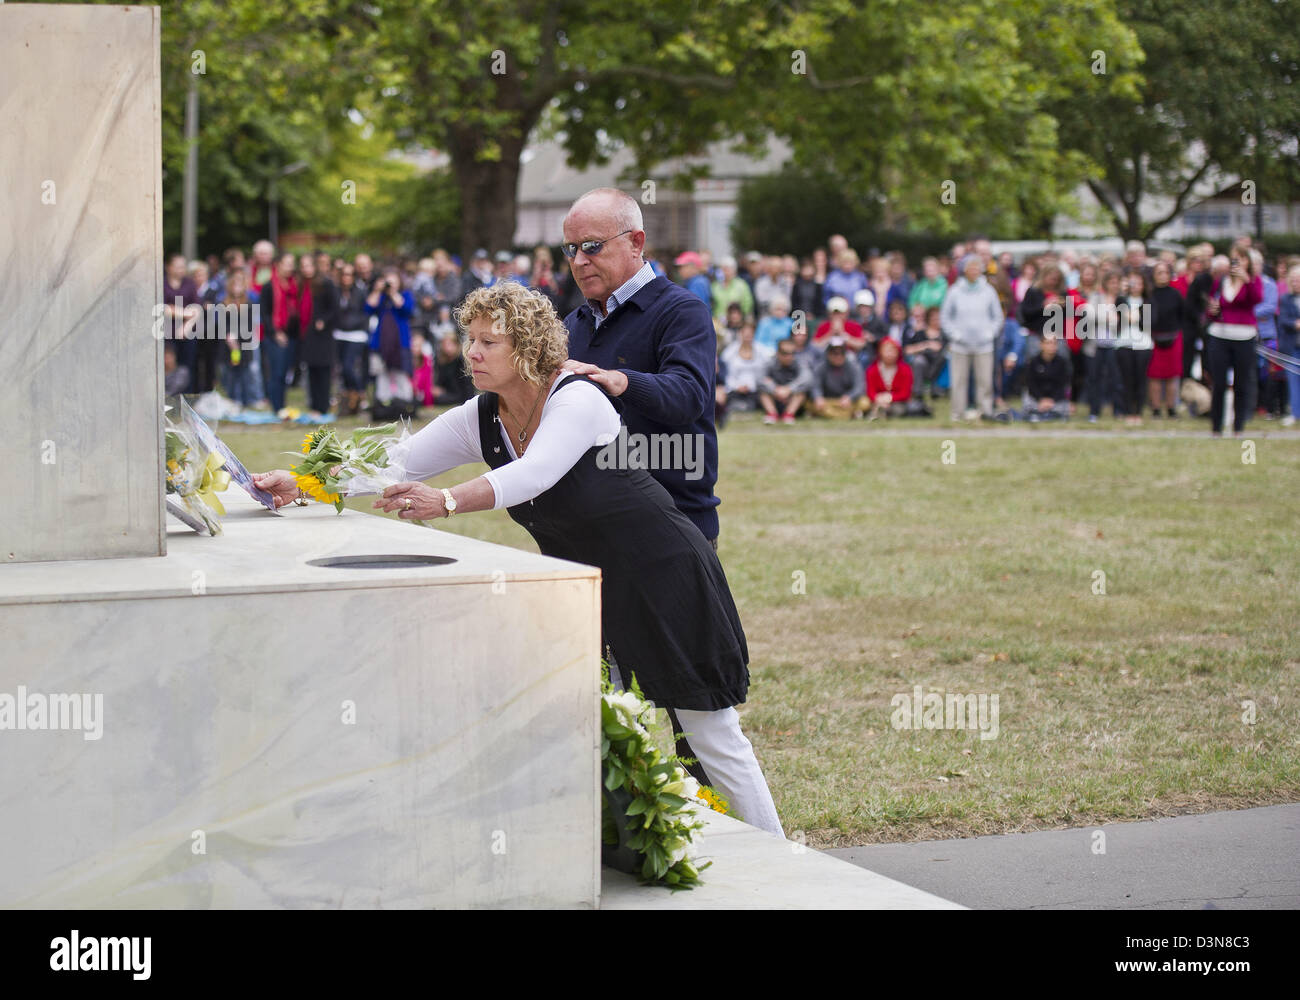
[290,422,421,515]
[335,423,419,497]
[163,422,226,535]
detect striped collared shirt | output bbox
[588,261,656,330]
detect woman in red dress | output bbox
[1147,260,1185,417]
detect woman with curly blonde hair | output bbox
[253,280,782,837]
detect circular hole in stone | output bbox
[306,554,457,570]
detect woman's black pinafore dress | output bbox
[476,374,748,711]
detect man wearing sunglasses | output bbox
[560,187,721,549]
[559,191,782,838]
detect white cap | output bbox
[853,289,875,308]
[827,296,850,313]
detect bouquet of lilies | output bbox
[164,407,229,535]
[601,665,716,890]
[289,422,417,513]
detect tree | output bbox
[68,0,351,252]
[1049,0,1300,240]
[751,0,1141,238]
[338,0,1142,255]
[730,165,880,257]
[333,0,782,259]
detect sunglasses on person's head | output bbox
[560,230,634,260]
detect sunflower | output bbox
[696,786,729,815]
[292,472,340,505]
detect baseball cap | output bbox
[827,296,850,313]
[827,336,847,349]
[675,251,704,268]
[472,248,489,260]
[745,251,763,263]
[494,250,513,263]
[852,289,875,308]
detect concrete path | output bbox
[600,810,961,909]
[826,804,1300,909]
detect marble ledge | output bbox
[0,492,601,604]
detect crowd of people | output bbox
[160,244,567,417]
[161,231,1300,436]
[697,235,1300,434]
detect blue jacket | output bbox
[365,290,414,352]
[1279,290,1300,356]
[565,277,720,540]
[823,268,868,307]
[684,274,712,310]
[1255,275,1279,346]
[755,316,794,350]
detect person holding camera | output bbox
[1205,246,1263,435]
[365,267,416,413]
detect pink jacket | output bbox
[1213,275,1263,326]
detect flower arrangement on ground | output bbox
[600,664,717,890]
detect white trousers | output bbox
[608,660,783,838]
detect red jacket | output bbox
[1063,288,1087,353]
[866,340,913,402]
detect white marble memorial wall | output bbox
[0,5,165,563]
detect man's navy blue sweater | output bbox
[565,276,720,540]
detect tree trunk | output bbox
[448,125,526,262]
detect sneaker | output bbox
[1088,414,1098,424]
[1282,415,1296,428]
[762,414,777,425]
[781,414,796,425]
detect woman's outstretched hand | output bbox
[374,482,444,519]
[252,470,299,508]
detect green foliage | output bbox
[288,120,462,256]
[730,164,881,257]
[59,0,1298,258]
[1051,0,1300,239]
[600,663,711,889]
[733,166,982,256]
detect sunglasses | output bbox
[560,230,634,260]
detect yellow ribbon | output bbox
[196,452,231,515]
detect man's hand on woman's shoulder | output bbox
[560,360,629,396]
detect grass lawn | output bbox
[220,388,1300,847]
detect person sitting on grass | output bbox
[720,320,771,412]
[999,332,1072,422]
[716,301,747,351]
[815,296,867,352]
[811,337,867,419]
[883,297,914,351]
[755,296,794,351]
[852,289,886,359]
[432,332,476,406]
[759,337,814,424]
[789,320,824,370]
[864,336,914,419]
[903,304,947,399]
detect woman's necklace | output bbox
[501,384,546,447]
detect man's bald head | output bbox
[562,187,648,306]
[565,187,644,235]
